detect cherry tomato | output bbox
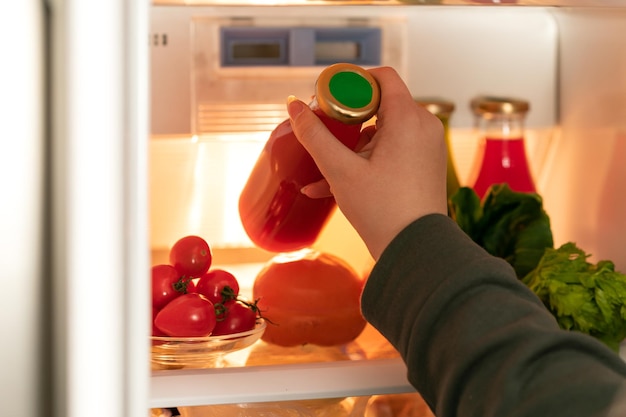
[152,307,167,337]
[154,293,217,337]
[151,264,191,310]
[194,269,240,304]
[252,249,366,347]
[211,300,257,336]
[169,235,213,278]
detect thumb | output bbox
[287,95,357,178]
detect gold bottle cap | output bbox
[414,97,455,118]
[315,63,381,125]
[471,96,530,115]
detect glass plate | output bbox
[151,320,266,369]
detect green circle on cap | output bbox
[328,71,373,109]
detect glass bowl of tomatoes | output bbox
[151,319,266,370]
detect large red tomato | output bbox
[252,249,366,347]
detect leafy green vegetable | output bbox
[522,242,626,352]
[449,184,554,279]
[450,185,626,350]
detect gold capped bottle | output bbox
[469,96,536,199]
[415,98,460,200]
[238,63,380,253]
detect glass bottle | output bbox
[469,96,536,199]
[238,63,380,253]
[415,98,460,199]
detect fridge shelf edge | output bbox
[150,357,415,408]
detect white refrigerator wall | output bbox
[543,8,626,272]
[150,5,559,135]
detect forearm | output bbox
[361,214,626,417]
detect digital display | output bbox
[315,41,360,61]
[232,42,282,60]
[220,26,380,67]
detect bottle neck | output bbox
[480,113,526,140]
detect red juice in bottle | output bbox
[239,63,380,253]
[469,96,536,199]
[472,136,536,199]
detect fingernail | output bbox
[287,95,305,119]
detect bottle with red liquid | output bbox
[238,63,380,253]
[469,96,536,199]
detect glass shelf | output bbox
[150,357,414,408]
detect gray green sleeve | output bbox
[361,213,626,417]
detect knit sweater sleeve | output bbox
[361,213,626,417]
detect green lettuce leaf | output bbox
[449,184,554,279]
[522,242,626,351]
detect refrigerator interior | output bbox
[147,2,626,413]
[150,4,560,277]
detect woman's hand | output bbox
[287,66,448,260]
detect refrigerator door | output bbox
[146,2,626,411]
[0,2,45,415]
[46,0,151,416]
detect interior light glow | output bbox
[188,142,208,233]
[219,131,270,246]
[187,132,271,243]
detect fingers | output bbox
[368,67,422,122]
[287,95,362,180]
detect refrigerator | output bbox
[2,0,625,416]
